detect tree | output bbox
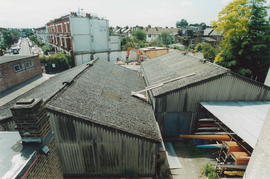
[195,43,218,61]
[160,32,174,45]
[242,0,270,81]
[212,0,270,82]
[200,22,207,30]
[132,29,146,41]
[176,19,189,28]
[0,30,19,50]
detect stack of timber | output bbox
[216,141,250,178]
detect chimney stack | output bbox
[11,98,51,144]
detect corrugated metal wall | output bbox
[156,74,270,113]
[49,112,158,177]
[154,74,270,136]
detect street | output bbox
[19,38,32,55]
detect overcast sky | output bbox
[0,0,268,28]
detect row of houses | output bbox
[1,51,269,178]
[34,12,121,66]
[111,25,222,47]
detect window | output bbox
[14,64,23,72]
[24,60,33,69]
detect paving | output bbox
[170,142,216,179]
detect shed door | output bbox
[164,112,192,138]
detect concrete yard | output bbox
[170,142,216,179]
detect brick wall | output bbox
[11,98,63,179]
[26,139,63,179]
[0,56,42,93]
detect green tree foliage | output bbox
[29,35,44,47]
[29,35,54,55]
[202,163,218,179]
[176,19,189,28]
[213,0,270,82]
[132,29,146,41]
[195,43,218,61]
[0,30,19,50]
[42,45,53,55]
[40,53,74,73]
[149,39,164,47]
[160,32,174,45]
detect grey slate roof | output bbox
[141,51,229,96]
[0,64,88,120]
[0,55,35,65]
[47,59,161,142]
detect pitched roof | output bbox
[145,27,179,35]
[47,59,161,142]
[0,55,36,65]
[0,64,88,120]
[141,51,229,96]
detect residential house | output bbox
[46,12,121,66]
[34,26,48,43]
[145,27,179,42]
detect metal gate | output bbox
[162,112,192,138]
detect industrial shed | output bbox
[141,51,270,138]
[0,59,162,177]
[46,59,162,177]
[200,101,270,149]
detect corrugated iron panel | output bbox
[201,101,270,148]
[157,75,270,113]
[49,112,157,177]
[155,75,270,136]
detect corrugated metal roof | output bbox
[47,59,161,141]
[141,51,229,96]
[0,131,36,178]
[201,101,270,148]
[0,55,35,65]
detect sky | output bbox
[0,0,268,28]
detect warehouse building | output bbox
[141,52,270,138]
[0,59,162,177]
[0,55,42,94]
[189,101,270,178]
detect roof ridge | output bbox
[187,53,230,72]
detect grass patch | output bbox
[201,163,218,179]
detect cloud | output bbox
[221,0,233,5]
[179,1,192,7]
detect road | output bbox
[19,38,32,55]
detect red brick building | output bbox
[47,15,72,53]
[0,55,42,93]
